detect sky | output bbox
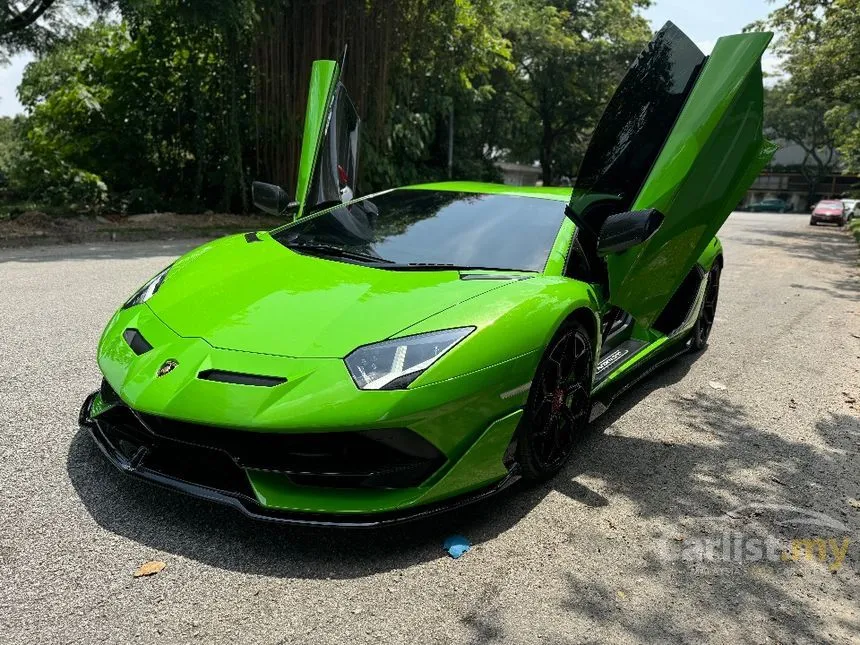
[0,0,781,118]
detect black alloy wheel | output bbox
[690,264,721,351]
[517,320,594,481]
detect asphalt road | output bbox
[1,212,858,644]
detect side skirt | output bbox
[588,334,691,422]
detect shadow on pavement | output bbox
[68,344,860,641]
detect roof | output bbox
[403,181,573,203]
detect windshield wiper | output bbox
[286,241,393,264]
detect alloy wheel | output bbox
[526,326,593,472]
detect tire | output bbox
[809,218,817,226]
[689,263,721,352]
[516,319,594,482]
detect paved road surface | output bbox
[2,212,858,644]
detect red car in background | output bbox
[810,200,847,226]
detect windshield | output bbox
[274,190,565,272]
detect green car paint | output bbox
[604,32,776,328]
[294,59,340,219]
[82,23,772,523]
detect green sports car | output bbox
[80,23,775,526]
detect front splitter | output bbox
[79,392,520,528]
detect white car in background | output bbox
[841,199,858,221]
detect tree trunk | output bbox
[540,124,554,186]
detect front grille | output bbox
[94,403,445,492]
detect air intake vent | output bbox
[122,328,153,355]
[198,369,286,387]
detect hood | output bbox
[813,204,843,215]
[146,234,512,358]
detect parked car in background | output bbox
[743,197,791,212]
[810,200,847,226]
[840,199,858,221]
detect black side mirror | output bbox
[597,208,664,256]
[252,181,296,216]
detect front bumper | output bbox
[79,391,521,527]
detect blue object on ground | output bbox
[442,535,471,559]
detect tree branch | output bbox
[0,1,56,36]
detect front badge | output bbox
[157,360,178,377]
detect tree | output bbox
[11,0,514,211]
[7,0,653,212]
[1,1,57,35]
[764,0,860,173]
[0,116,25,188]
[498,0,651,185]
[765,83,837,204]
[0,0,87,62]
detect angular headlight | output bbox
[123,265,171,309]
[345,327,475,390]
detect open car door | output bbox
[570,22,776,328]
[294,59,361,219]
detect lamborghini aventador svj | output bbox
[80,22,775,526]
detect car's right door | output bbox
[571,23,777,329]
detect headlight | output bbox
[345,327,475,390]
[123,265,171,309]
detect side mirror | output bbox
[252,181,296,216]
[597,209,664,256]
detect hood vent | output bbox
[459,273,533,281]
[122,328,153,355]
[198,369,286,387]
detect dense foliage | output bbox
[1,0,651,214]
[764,85,837,203]
[762,0,860,174]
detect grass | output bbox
[850,218,860,248]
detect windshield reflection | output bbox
[275,191,566,272]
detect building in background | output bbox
[741,142,859,211]
[496,161,542,186]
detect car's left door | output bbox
[294,59,361,219]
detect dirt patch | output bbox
[0,211,284,248]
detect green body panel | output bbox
[88,26,772,518]
[92,183,724,515]
[606,32,775,328]
[94,220,603,513]
[294,59,339,219]
[143,232,517,358]
[247,409,522,513]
